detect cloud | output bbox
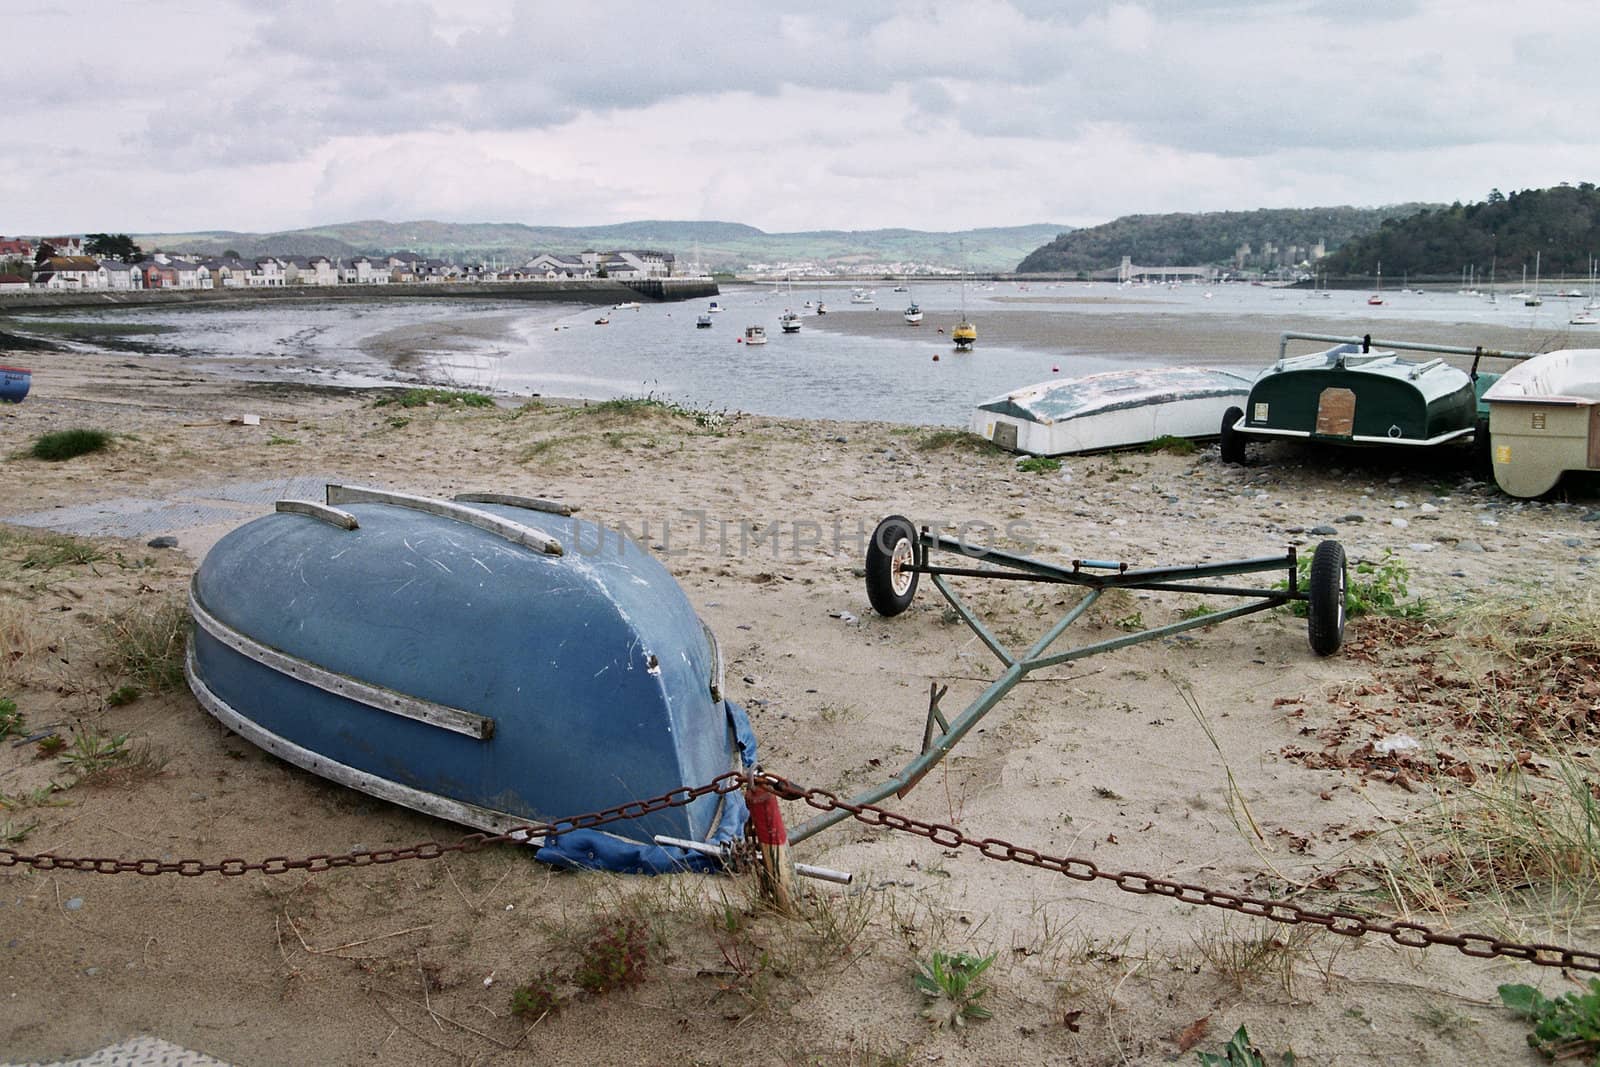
[8,0,1600,233]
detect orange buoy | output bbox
[932,353,940,361]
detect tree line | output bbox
[1317,185,1600,280]
[1016,206,1429,274]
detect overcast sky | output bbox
[9,1,1599,236]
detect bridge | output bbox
[1117,255,1216,284]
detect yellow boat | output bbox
[952,319,976,349]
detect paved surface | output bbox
[3,1036,232,1067]
[2,475,356,558]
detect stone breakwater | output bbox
[0,276,718,312]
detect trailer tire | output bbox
[1307,540,1347,656]
[866,515,919,617]
[1220,406,1246,465]
[1472,417,1493,475]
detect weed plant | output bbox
[29,429,111,461]
[1499,979,1600,1061]
[913,950,996,1029]
[0,696,21,740]
[102,597,188,691]
[1197,1024,1295,1066]
[1279,548,1421,618]
[1016,455,1061,474]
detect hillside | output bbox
[1016,205,1434,274]
[1318,184,1600,281]
[131,220,1067,274]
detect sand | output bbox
[3,335,1599,1066]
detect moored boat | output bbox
[971,366,1252,456]
[696,314,713,328]
[0,365,30,403]
[743,324,767,345]
[185,484,755,873]
[779,310,801,333]
[951,320,976,350]
[903,302,922,325]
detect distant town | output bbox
[0,235,689,292]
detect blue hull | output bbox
[187,485,752,871]
[0,366,30,403]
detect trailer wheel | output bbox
[1472,416,1493,475]
[1307,540,1347,656]
[865,515,919,617]
[1220,406,1247,465]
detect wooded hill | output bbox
[1016,205,1431,274]
[1317,184,1600,281]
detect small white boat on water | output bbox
[850,288,873,304]
[779,310,801,333]
[970,367,1253,456]
[743,325,767,345]
[708,300,724,313]
[613,300,642,311]
[903,302,923,325]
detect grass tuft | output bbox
[101,597,189,692]
[373,388,494,409]
[30,429,111,461]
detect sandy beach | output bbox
[4,329,1600,1065]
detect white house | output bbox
[285,256,339,286]
[523,253,591,279]
[33,256,104,289]
[247,258,286,286]
[100,260,142,290]
[343,257,390,284]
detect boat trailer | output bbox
[787,516,1349,843]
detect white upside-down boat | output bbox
[970,366,1253,456]
[1483,347,1600,497]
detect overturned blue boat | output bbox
[0,365,30,403]
[186,484,755,873]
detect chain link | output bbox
[751,771,1600,975]
[0,771,745,879]
[2,766,1594,974]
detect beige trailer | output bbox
[1483,348,1600,497]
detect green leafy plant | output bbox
[59,729,129,775]
[0,697,21,740]
[510,969,563,1020]
[1114,610,1145,632]
[1499,981,1600,1061]
[30,429,111,461]
[35,734,66,758]
[1279,548,1421,619]
[913,950,996,1029]
[105,685,141,707]
[1197,1024,1295,1066]
[1016,455,1061,474]
[572,917,651,995]
[0,819,37,845]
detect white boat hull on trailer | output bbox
[971,366,1253,456]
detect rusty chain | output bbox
[0,772,746,878]
[751,772,1600,975]
[2,767,1595,974]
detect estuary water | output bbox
[23,280,1582,426]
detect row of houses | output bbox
[0,237,679,292]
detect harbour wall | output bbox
[0,277,718,313]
